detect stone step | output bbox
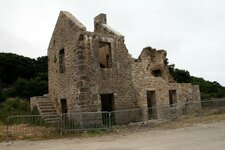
[40,109,56,113]
[38,104,53,107]
[37,98,50,102]
[47,120,60,124]
[38,105,53,108]
[44,118,59,121]
[39,106,54,109]
[35,97,59,124]
[42,115,58,118]
[38,101,53,104]
[41,112,58,115]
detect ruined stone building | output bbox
[31,11,201,122]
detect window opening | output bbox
[99,42,112,68]
[152,69,162,77]
[59,48,65,73]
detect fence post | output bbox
[175,104,177,120]
[170,104,176,121]
[108,112,111,130]
[60,114,63,136]
[145,108,148,125]
[6,116,10,142]
[143,107,149,125]
[216,100,220,112]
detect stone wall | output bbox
[131,57,170,119]
[48,11,138,117]
[131,47,201,119]
[138,47,174,82]
[30,96,39,110]
[47,11,201,122]
[48,11,86,114]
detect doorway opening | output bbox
[100,94,114,124]
[147,91,157,119]
[60,99,68,114]
[169,90,177,106]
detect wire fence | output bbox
[60,111,110,133]
[6,99,225,138]
[110,108,144,126]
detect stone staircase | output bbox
[35,96,60,124]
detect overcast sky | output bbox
[0,0,224,86]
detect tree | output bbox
[8,77,48,99]
[169,65,225,99]
[0,90,6,103]
[169,64,192,83]
[0,53,36,85]
[35,56,48,75]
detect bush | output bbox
[0,90,6,103]
[0,98,31,122]
[7,76,48,99]
[169,65,225,99]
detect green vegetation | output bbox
[169,64,225,99]
[0,98,31,122]
[0,53,47,85]
[0,53,47,122]
[0,53,48,101]
[0,90,6,103]
[7,77,48,99]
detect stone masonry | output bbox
[32,11,201,122]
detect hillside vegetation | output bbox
[0,53,225,102]
[169,64,225,99]
[0,53,47,102]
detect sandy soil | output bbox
[1,120,225,150]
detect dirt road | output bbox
[1,120,225,150]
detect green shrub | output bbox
[0,97,31,123]
[7,76,48,99]
[0,90,6,103]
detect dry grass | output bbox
[0,122,59,141]
[155,113,225,130]
[0,123,106,141]
[111,113,225,134]
[0,122,7,142]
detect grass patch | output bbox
[0,122,7,142]
[0,97,37,123]
[109,113,225,134]
[61,129,106,138]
